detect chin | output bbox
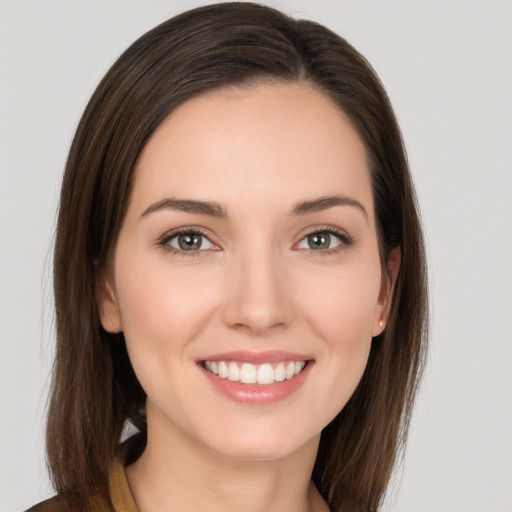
[198,422,320,463]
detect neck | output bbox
[125,407,327,512]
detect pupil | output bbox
[308,233,330,250]
[178,233,201,250]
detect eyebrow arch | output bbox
[291,195,368,220]
[140,198,227,219]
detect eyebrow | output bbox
[140,198,227,219]
[140,194,368,221]
[291,195,368,220]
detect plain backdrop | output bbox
[1,1,511,511]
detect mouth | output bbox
[198,351,313,403]
[202,360,308,386]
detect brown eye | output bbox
[168,232,213,251]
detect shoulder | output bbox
[25,493,112,512]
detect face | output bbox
[99,83,398,461]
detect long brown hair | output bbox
[48,3,428,511]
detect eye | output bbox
[296,229,353,252]
[166,231,214,252]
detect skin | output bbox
[98,82,399,512]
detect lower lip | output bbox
[200,362,313,404]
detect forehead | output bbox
[131,82,373,218]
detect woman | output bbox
[29,2,428,511]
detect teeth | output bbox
[240,362,257,384]
[274,363,286,382]
[218,361,228,379]
[204,360,306,385]
[257,363,274,385]
[227,362,240,381]
[285,362,295,379]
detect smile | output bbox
[204,360,306,385]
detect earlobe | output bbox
[96,272,123,333]
[372,246,401,337]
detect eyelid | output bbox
[156,226,221,254]
[168,232,214,251]
[294,225,355,253]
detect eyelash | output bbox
[296,226,355,256]
[157,227,217,257]
[156,226,354,257]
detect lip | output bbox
[198,350,312,364]
[198,351,314,404]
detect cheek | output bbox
[312,281,376,383]
[295,261,381,415]
[299,260,382,345]
[113,252,222,359]
[112,256,226,417]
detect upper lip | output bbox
[198,350,313,364]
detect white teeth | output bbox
[218,361,228,379]
[274,363,286,382]
[285,362,295,379]
[204,360,307,385]
[227,362,240,381]
[257,363,275,385]
[240,362,257,384]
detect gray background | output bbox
[1,1,511,510]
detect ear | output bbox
[96,271,123,333]
[372,246,401,337]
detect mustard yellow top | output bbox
[26,460,138,512]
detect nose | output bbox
[222,249,293,336]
